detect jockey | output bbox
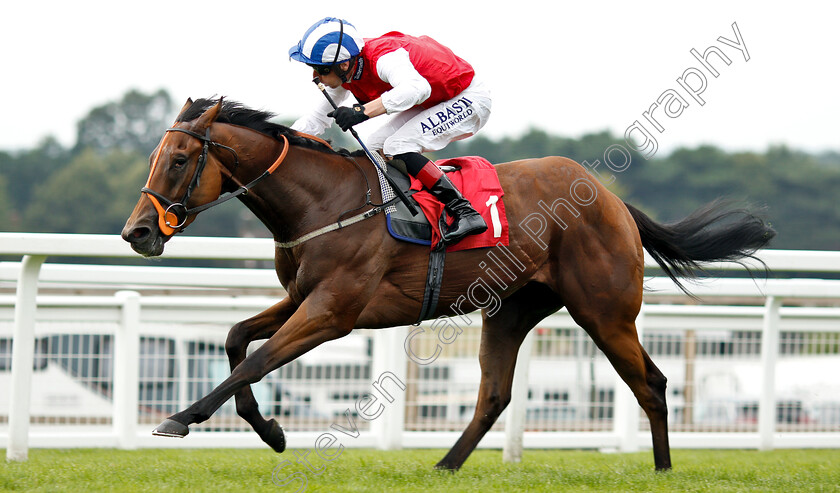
[289,17,491,245]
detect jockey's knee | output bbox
[393,152,431,176]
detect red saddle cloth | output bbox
[408,156,509,252]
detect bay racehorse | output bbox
[121,98,774,471]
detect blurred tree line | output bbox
[1,89,838,253]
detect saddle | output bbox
[383,156,509,252]
[384,163,449,246]
[376,156,509,324]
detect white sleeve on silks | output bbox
[290,85,351,136]
[376,48,432,114]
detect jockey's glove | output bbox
[328,104,369,131]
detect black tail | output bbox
[624,200,776,294]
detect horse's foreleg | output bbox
[153,294,355,441]
[223,297,297,452]
[436,284,560,470]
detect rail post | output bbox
[7,254,47,462]
[759,296,781,451]
[114,291,141,449]
[371,326,407,450]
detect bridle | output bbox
[141,122,395,248]
[141,126,289,235]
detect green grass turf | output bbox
[2,448,839,492]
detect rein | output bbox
[274,151,400,248]
[273,199,394,248]
[141,127,289,235]
[273,144,401,249]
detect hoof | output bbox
[264,419,286,453]
[433,461,458,472]
[152,418,189,438]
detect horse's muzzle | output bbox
[121,222,166,257]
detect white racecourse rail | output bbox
[1,233,840,462]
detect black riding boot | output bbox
[394,151,488,245]
[428,174,488,244]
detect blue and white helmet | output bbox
[288,17,364,66]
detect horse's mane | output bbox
[178,98,353,156]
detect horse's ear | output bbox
[175,98,194,121]
[194,98,223,130]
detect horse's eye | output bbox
[173,156,188,168]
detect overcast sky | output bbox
[2,1,838,156]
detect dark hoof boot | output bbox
[152,418,189,438]
[264,419,286,453]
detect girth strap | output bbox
[415,242,447,324]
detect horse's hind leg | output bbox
[556,203,672,470]
[577,312,671,470]
[641,347,670,470]
[435,283,561,470]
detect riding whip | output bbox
[313,79,419,216]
